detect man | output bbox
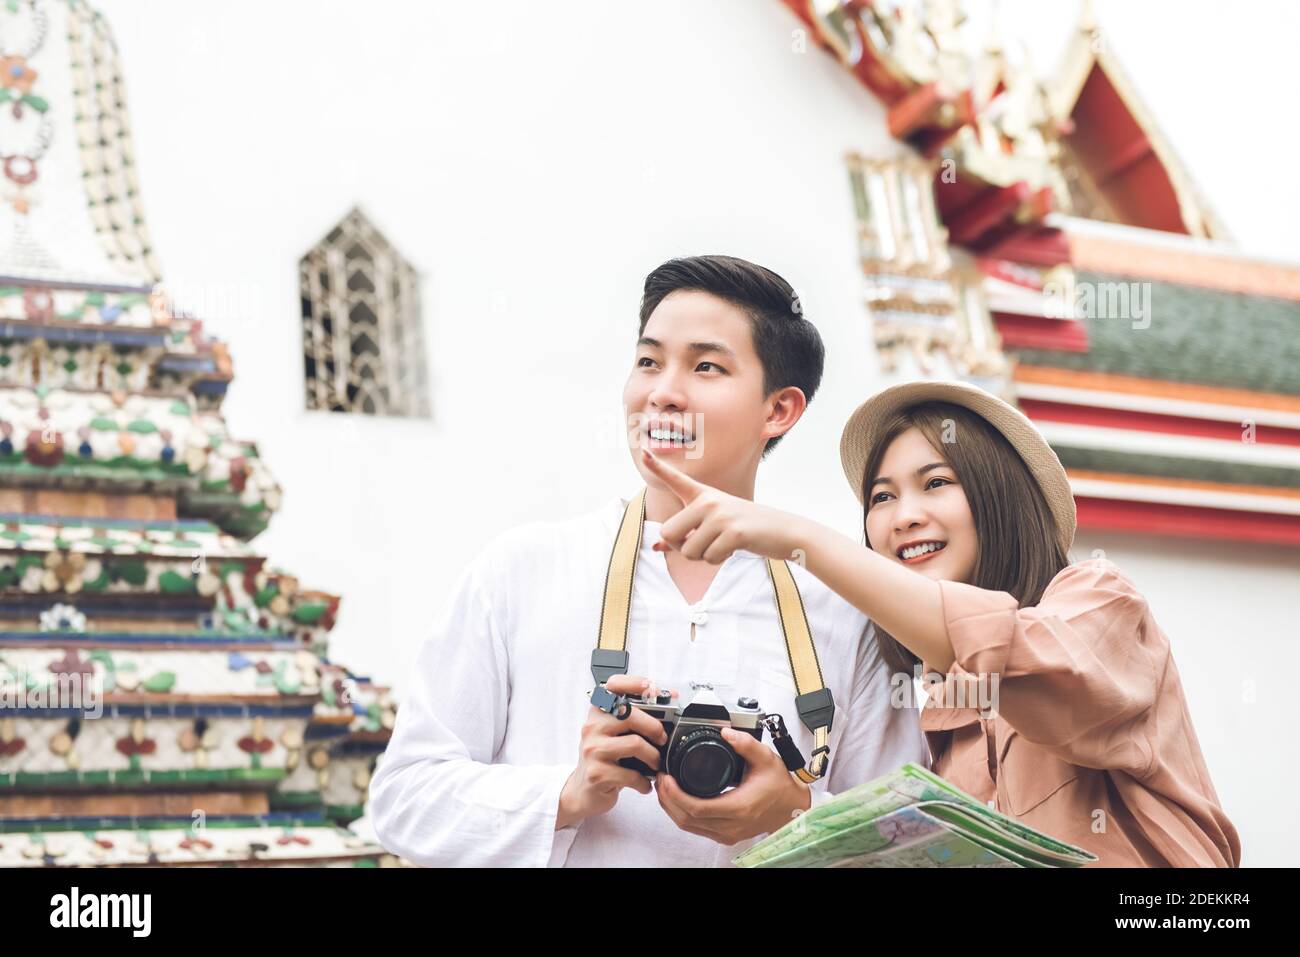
[369,254,928,866]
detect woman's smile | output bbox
[897,540,947,564]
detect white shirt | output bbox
[369,496,929,867]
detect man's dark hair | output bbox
[638,254,825,455]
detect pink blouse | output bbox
[920,558,1240,867]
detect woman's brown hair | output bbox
[861,401,1070,676]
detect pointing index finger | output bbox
[640,448,703,503]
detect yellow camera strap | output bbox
[591,488,834,782]
[764,556,833,782]
[590,488,647,684]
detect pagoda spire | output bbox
[0,1,397,868]
[0,0,161,287]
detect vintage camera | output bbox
[616,683,766,798]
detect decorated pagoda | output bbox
[783,0,1300,547]
[0,0,396,865]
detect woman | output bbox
[642,379,1240,867]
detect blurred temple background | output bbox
[0,0,395,865]
[0,0,1296,865]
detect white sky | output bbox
[92,0,1300,261]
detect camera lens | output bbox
[670,727,738,798]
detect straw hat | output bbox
[839,380,1076,552]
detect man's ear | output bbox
[763,386,808,445]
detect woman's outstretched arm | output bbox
[788,517,955,673]
[642,448,956,671]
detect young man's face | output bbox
[623,290,787,493]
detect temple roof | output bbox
[1047,4,1229,240]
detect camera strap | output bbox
[591,487,834,782]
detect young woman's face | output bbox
[865,427,978,584]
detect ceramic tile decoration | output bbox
[0,0,397,867]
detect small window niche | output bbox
[300,207,431,418]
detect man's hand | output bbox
[641,448,804,565]
[654,726,812,845]
[556,675,673,830]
